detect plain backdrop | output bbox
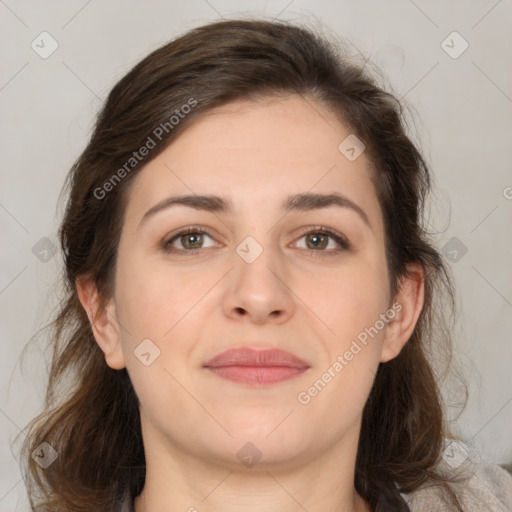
[1,1,511,510]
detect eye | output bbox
[161,225,350,256]
[162,227,217,253]
[293,226,350,255]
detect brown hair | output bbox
[18,18,465,511]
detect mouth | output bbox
[203,347,310,387]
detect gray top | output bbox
[401,461,512,511]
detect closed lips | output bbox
[203,347,309,369]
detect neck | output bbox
[133,418,371,512]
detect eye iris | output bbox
[172,231,337,251]
[306,233,327,249]
[182,233,203,249]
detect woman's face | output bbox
[86,94,421,471]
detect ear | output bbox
[76,276,126,370]
[380,262,425,363]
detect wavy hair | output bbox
[18,18,465,511]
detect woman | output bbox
[19,18,512,512]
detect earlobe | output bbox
[380,263,425,363]
[75,276,126,370]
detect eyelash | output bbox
[162,225,351,257]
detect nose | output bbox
[222,239,296,325]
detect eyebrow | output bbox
[137,192,372,230]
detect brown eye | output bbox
[304,233,329,250]
[179,232,204,249]
[163,228,216,253]
[294,228,350,253]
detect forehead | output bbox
[122,95,384,234]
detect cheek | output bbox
[114,254,211,339]
[113,255,225,394]
[296,285,387,436]
[298,351,379,445]
[295,252,389,404]
[113,260,207,416]
[299,254,389,341]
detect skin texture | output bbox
[77,95,424,512]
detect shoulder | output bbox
[401,440,512,512]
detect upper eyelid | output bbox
[164,226,219,245]
[164,225,349,250]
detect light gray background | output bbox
[1,1,511,510]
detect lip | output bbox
[203,347,310,387]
